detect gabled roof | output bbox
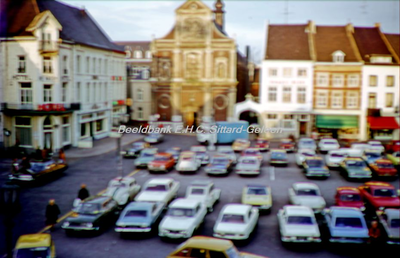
[353,27,392,63]
[115,41,151,52]
[0,0,39,37]
[384,33,400,60]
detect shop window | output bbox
[81,123,87,137]
[62,116,70,144]
[15,117,32,147]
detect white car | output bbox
[278,205,321,243]
[350,143,370,156]
[235,156,261,175]
[295,149,316,167]
[159,198,207,239]
[134,178,180,204]
[288,182,326,213]
[367,140,385,153]
[213,204,259,240]
[176,151,201,173]
[217,146,237,164]
[325,149,348,168]
[297,138,317,151]
[103,177,141,206]
[185,180,221,212]
[190,146,210,165]
[318,138,340,153]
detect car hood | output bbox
[135,192,169,202]
[160,216,196,231]
[282,224,320,237]
[66,213,101,223]
[330,226,369,238]
[149,161,168,166]
[337,202,364,209]
[214,222,247,233]
[243,195,271,205]
[117,216,152,226]
[177,160,195,168]
[347,167,370,173]
[236,163,259,170]
[371,197,400,207]
[306,167,329,173]
[293,196,325,208]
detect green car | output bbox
[302,156,330,178]
[387,152,400,166]
[134,148,158,168]
[339,157,372,180]
[62,196,118,234]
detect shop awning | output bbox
[316,115,358,129]
[368,116,399,130]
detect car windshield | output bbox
[391,219,400,228]
[346,161,365,167]
[167,208,195,217]
[335,217,363,228]
[365,152,381,158]
[297,189,318,196]
[181,156,194,161]
[212,158,228,164]
[244,150,259,155]
[15,247,50,258]
[302,152,315,157]
[221,214,245,223]
[271,152,287,159]
[190,188,204,195]
[77,203,101,215]
[145,184,166,191]
[226,247,241,258]
[287,216,313,225]
[141,152,155,158]
[220,151,234,155]
[306,160,323,168]
[331,153,346,158]
[247,187,267,195]
[241,159,257,165]
[377,163,394,169]
[373,189,396,197]
[300,140,314,145]
[340,194,361,201]
[154,156,169,161]
[323,141,337,145]
[30,163,48,173]
[394,153,400,157]
[125,210,147,218]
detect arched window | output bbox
[134,50,142,59]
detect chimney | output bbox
[375,22,381,28]
[214,0,225,30]
[306,20,316,34]
[346,23,354,33]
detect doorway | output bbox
[299,122,307,136]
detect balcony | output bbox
[1,102,80,115]
[39,40,58,54]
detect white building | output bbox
[0,0,126,152]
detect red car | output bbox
[255,138,269,152]
[279,139,295,152]
[358,182,400,210]
[334,187,365,211]
[147,153,175,173]
[369,159,398,178]
[385,140,400,153]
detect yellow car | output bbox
[14,233,56,258]
[167,236,268,258]
[242,184,272,213]
[232,139,251,152]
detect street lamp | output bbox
[1,183,21,258]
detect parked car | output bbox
[9,158,68,183]
[144,132,164,143]
[134,148,158,168]
[318,138,340,154]
[134,178,180,204]
[205,154,232,176]
[377,208,400,245]
[115,202,164,234]
[358,181,400,210]
[278,205,321,243]
[190,145,210,165]
[269,149,288,166]
[302,156,330,178]
[122,141,150,158]
[148,153,175,173]
[232,139,251,152]
[348,142,370,157]
[185,180,221,212]
[176,151,201,173]
[167,236,268,258]
[288,182,326,213]
[297,138,317,151]
[241,147,263,162]
[242,184,272,212]
[255,138,269,151]
[369,159,398,179]
[213,204,259,240]
[165,147,181,163]
[14,234,56,258]
[325,149,348,168]
[387,152,400,167]
[235,156,261,176]
[159,198,207,239]
[279,138,295,152]
[322,206,369,244]
[367,140,385,153]
[334,187,365,211]
[385,140,400,154]
[217,146,237,164]
[62,196,118,233]
[102,177,141,206]
[295,149,316,167]
[362,149,383,165]
[339,157,372,180]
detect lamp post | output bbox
[1,183,21,258]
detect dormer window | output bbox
[370,55,392,64]
[134,50,143,59]
[332,50,345,63]
[125,50,131,58]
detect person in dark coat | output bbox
[11,158,19,175]
[20,156,31,173]
[78,184,90,200]
[45,199,61,231]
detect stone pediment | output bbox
[176,0,211,13]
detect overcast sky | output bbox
[62,0,399,63]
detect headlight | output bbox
[84,223,93,228]
[45,165,51,170]
[63,222,70,227]
[160,165,166,169]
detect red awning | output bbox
[368,117,400,130]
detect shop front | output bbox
[367,116,400,141]
[315,115,359,140]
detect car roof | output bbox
[365,181,394,189]
[330,207,363,217]
[147,178,174,185]
[177,236,233,252]
[284,205,314,216]
[222,204,251,215]
[293,182,319,190]
[15,234,52,249]
[170,198,201,208]
[337,187,360,194]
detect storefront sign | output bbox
[37,103,66,111]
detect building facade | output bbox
[0,0,126,151]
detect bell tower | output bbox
[214,0,225,30]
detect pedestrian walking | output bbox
[45,199,61,231]
[369,220,381,244]
[78,184,90,201]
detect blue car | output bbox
[362,149,383,165]
[134,148,158,168]
[323,207,369,244]
[115,202,164,234]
